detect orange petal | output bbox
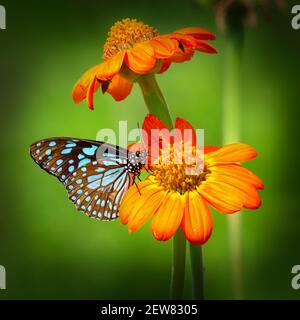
[95,51,125,80]
[72,52,124,106]
[204,146,221,154]
[209,164,264,190]
[175,117,196,146]
[150,37,177,59]
[198,180,244,214]
[196,40,217,54]
[125,42,156,74]
[106,74,133,101]
[128,188,166,232]
[207,171,262,210]
[157,59,172,74]
[72,65,100,104]
[171,33,198,49]
[181,191,213,245]
[142,114,170,146]
[119,178,155,224]
[175,27,216,40]
[151,192,185,241]
[206,143,257,165]
[170,43,195,63]
[86,75,97,110]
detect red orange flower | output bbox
[72,18,216,110]
[119,115,263,245]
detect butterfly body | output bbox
[30,138,147,221]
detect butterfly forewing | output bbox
[30,138,135,220]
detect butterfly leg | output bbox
[134,180,142,195]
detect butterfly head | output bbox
[127,149,148,176]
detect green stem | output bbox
[137,73,186,300]
[222,11,244,300]
[170,230,187,299]
[189,243,204,300]
[137,73,173,129]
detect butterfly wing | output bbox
[30,137,134,220]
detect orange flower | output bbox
[72,18,216,110]
[119,115,263,245]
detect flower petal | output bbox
[72,65,101,104]
[119,178,155,224]
[204,146,221,154]
[151,192,185,241]
[175,27,216,40]
[142,114,170,145]
[171,33,198,49]
[106,74,133,101]
[170,43,195,63]
[157,59,172,74]
[206,143,257,165]
[209,164,264,190]
[128,187,166,232]
[142,114,172,165]
[181,191,213,245]
[150,37,177,59]
[206,170,262,210]
[86,75,97,110]
[196,40,217,54]
[95,51,125,80]
[125,42,157,74]
[175,117,196,146]
[72,52,125,106]
[198,180,245,214]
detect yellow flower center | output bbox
[103,18,159,60]
[151,143,208,194]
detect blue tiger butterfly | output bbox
[30,138,148,221]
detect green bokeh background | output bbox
[0,0,299,299]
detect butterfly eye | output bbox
[136,151,140,157]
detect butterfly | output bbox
[30,138,148,221]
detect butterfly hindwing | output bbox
[65,160,133,220]
[30,138,134,220]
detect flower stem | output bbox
[222,8,244,300]
[189,243,204,299]
[137,73,173,129]
[170,230,187,299]
[137,73,186,300]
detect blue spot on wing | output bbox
[61,148,72,155]
[103,160,119,166]
[87,174,102,183]
[66,143,76,148]
[78,158,91,168]
[83,145,98,156]
[103,152,117,158]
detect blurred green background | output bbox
[0,0,299,299]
